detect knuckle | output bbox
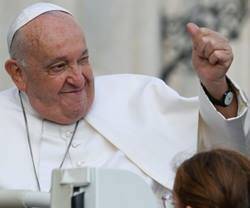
[201,36,209,44]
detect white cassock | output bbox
[0,74,248,207]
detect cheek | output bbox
[52,75,68,90]
[81,66,94,103]
[83,65,94,80]
[24,74,43,94]
[84,66,95,97]
[30,75,66,98]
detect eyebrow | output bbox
[81,49,89,57]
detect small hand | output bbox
[186,22,233,97]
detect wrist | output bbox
[201,77,228,99]
[201,77,235,107]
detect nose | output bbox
[66,64,85,87]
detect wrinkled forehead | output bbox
[21,12,76,50]
[7,2,72,53]
[14,12,87,66]
[21,11,76,39]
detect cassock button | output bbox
[65,131,73,138]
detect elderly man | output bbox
[0,2,249,207]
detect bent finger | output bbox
[208,50,232,65]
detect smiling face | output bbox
[7,12,94,124]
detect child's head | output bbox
[173,149,250,208]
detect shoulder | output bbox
[91,74,198,116]
[94,74,179,97]
[0,87,20,111]
[0,87,17,99]
[95,74,165,86]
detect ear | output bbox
[5,59,27,91]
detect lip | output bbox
[60,86,85,94]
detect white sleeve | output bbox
[198,78,250,156]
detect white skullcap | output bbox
[7,2,72,54]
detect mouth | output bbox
[60,86,85,94]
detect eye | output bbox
[78,56,89,65]
[48,62,67,75]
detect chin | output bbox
[60,94,93,124]
[46,104,87,125]
[66,105,88,121]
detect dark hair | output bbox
[173,149,250,208]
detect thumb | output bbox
[186,22,200,39]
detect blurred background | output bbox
[0,0,249,97]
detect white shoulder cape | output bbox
[86,74,199,188]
